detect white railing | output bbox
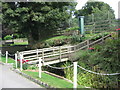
[17,33,112,65]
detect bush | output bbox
[71,34,85,44]
[4,35,12,40]
[23,63,29,70]
[65,27,79,32]
[91,34,102,41]
[13,62,28,70]
[13,34,19,39]
[63,39,120,88]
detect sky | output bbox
[76,0,120,19]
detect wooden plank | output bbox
[24,55,37,59]
[43,58,69,66]
[43,53,60,58]
[21,50,37,54]
[24,57,38,60]
[89,38,102,46]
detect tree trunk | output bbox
[28,32,36,46]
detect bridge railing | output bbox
[18,33,113,65]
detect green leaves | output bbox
[2,2,76,44]
[67,38,120,88]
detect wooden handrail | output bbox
[18,33,112,64]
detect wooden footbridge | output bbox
[17,34,112,66]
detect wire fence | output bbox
[45,62,120,76]
[77,65,120,76]
[84,15,119,34]
[8,53,15,56]
[0,52,15,57]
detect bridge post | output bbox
[39,57,42,78]
[68,46,70,59]
[36,49,39,59]
[15,53,17,69]
[87,40,90,48]
[73,61,78,89]
[59,46,61,62]
[42,49,44,60]
[6,51,8,63]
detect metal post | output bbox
[78,16,85,35]
[20,53,23,71]
[39,57,42,78]
[15,53,17,69]
[73,62,77,89]
[6,51,8,63]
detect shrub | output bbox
[27,65,38,70]
[13,62,28,70]
[22,63,29,70]
[13,34,19,39]
[64,39,120,88]
[4,35,12,40]
[65,27,79,32]
[91,34,102,41]
[71,34,85,44]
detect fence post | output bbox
[68,46,70,59]
[87,40,90,48]
[53,47,55,56]
[73,62,77,89]
[42,49,44,60]
[39,57,42,78]
[102,34,104,42]
[6,51,8,63]
[92,14,95,34]
[15,53,17,69]
[59,46,61,61]
[20,53,23,71]
[36,49,38,59]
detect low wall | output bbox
[0,45,29,54]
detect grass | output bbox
[13,41,28,45]
[1,56,15,63]
[45,35,72,41]
[22,71,84,88]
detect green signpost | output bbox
[78,16,85,35]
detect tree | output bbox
[74,0,116,33]
[75,0,115,17]
[2,2,76,45]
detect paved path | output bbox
[0,64,43,88]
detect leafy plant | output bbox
[65,26,79,32]
[63,39,120,88]
[13,33,19,39]
[71,34,85,44]
[4,35,12,40]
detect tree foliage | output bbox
[74,0,116,33]
[75,0,115,17]
[2,2,76,45]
